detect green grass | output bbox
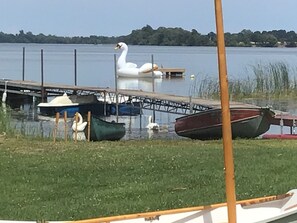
[0,137,297,221]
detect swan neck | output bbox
[117,48,127,68]
[76,113,83,125]
[149,116,152,123]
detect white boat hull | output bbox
[2,190,297,223]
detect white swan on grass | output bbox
[146,115,159,131]
[2,80,8,103]
[72,132,86,141]
[72,112,87,132]
[115,42,163,78]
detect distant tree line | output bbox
[1,25,297,47]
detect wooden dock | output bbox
[0,79,259,115]
[270,113,297,134]
[271,113,297,127]
[158,68,186,78]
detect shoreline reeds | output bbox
[193,61,297,100]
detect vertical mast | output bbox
[214,0,237,222]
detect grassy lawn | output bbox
[0,137,297,221]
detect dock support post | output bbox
[87,111,91,142]
[151,54,156,122]
[189,96,193,114]
[22,47,25,81]
[40,49,45,102]
[280,114,284,135]
[64,111,68,142]
[74,49,77,86]
[114,54,119,122]
[53,112,59,143]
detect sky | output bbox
[1,0,297,37]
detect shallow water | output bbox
[6,97,296,141]
[2,43,297,140]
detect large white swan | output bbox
[115,42,163,78]
[72,112,87,132]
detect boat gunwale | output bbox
[91,115,125,127]
[70,192,294,223]
[176,114,262,134]
[175,107,269,122]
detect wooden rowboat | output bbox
[87,115,125,141]
[70,190,297,223]
[1,190,296,223]
[175,107,274,140]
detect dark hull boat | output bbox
[87,115,126,141]
[109,101,142,116]
[175,107,274,140]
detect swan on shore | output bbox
[2,80,8,103]
[72,112,87,132]
[146,115,159,131]
[115,42,163,78]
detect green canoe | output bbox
[87,115,126,141]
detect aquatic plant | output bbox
[191,76,220,99]
[194,61,297,100]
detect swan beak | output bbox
[115,43,121,50]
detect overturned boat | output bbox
[87,115,126,141]
[175,107,274,140]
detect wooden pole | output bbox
[87,111,91,142]
[64,111,68,142]
[41,49,45,102]
[151,54,156,122]
[74,112,78,143]
[151,54,155,92]
[103,91,107,116]
[214,0,237,222]
[22,47,25,81]
[74,49,77,86]
[114,54,119,122]
[53,112,59,143]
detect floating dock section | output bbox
[158,68,185,78]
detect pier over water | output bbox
[0,79,257,115]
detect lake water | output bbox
[1,43,297,139]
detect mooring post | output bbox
[74,49,77,86]
[87,111,91,142]
[53,112,59,143]
[41,49,45,102]
[114,54,119,122]
[151,54,156,122]
[64,111,68,142]
[22,47,25,81]
[151,54,155,92]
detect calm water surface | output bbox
[1,43,297,139]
